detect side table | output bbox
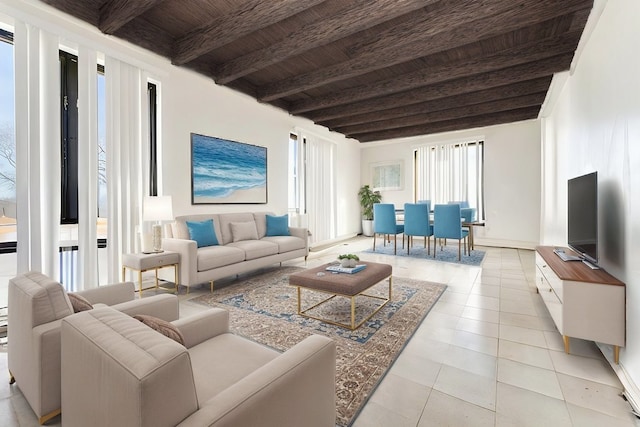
[122,251,180,294]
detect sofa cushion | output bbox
[261,236,306,253]
[228,240,278,260]
[186,219,219,248]
[68,293,93,313]
[197,245,246,271]
[265,214,290,236]
[134,314,185,346]
[230,221,259,242]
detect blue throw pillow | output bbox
[265,214,290,236]
[186,219,218,248]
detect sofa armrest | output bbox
[112,294,180,322]
[178,335,336,427]
[162,237,198,287]
[172,308,229,349]
[288,226,308,242]
[76,282,135,306]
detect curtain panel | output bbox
[415,141,483,212]
[14,21,60,278]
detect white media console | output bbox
[535,246,626,363]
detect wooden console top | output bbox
[536,246,624,286]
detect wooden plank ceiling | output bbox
[42,0,593,142]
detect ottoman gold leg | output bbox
[210,280,214,293]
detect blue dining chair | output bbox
[373,203,404,255]
[449,200,470,209]
[433,204,469,260]
[404,202,432,255]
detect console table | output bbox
[535,246,625,363]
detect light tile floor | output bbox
[1,236,639,426]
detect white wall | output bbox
[541,0,640,403]
[360,119,541,248]
[0,0,362,248]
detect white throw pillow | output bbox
[230,221,259,242]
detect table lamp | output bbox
[143,195,173,252]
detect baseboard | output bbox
[596,343,640,417]
[309,233,358,252]
[473,237,537,250]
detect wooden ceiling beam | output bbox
[291,30,581,114]
[40,0,99,25]
[354,107,541,142]
[214,0,435,84]
[99,0,165,34]
[258,0,591,101]
[113,18,174,58]
[306,53,573,122]
[172,0,325,66]
[321,77,552,129]
[336,92,547,136]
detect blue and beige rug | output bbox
[363,241,485,266]
[190,266,446,427]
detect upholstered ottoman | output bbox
[289,261,392,330]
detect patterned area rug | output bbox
[190,266,446,426]
[363,242,485,266]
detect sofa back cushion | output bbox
[218,213,255,245]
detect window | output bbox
[0,28,15,306]
[148,82,158,196]
[414,140,484,218]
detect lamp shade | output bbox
[143,196,174,222]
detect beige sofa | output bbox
[163,212,308,292]
[8,271,179,424]
[61,306,336,427]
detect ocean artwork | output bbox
[191,134,267,204]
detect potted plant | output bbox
[338,254,359,268]
[358,185,382,236]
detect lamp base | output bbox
[152,224,163,252]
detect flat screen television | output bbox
[567,171,598,265]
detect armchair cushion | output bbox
[134,314,185,345]
[67,293,93,313]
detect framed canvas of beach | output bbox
[191,133,267,204]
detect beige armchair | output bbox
[8,271,179,424]
[61,306,336,427]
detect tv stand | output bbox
[535,246,625,363]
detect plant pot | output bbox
[362,219,374,237]
[340,259,357,268]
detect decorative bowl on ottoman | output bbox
[338,254,359,268]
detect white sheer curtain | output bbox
[297,130,336,245]
[415,140,483,212]
[77,46,99,287]
[105,56,145,283]
[13,21,60,278]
